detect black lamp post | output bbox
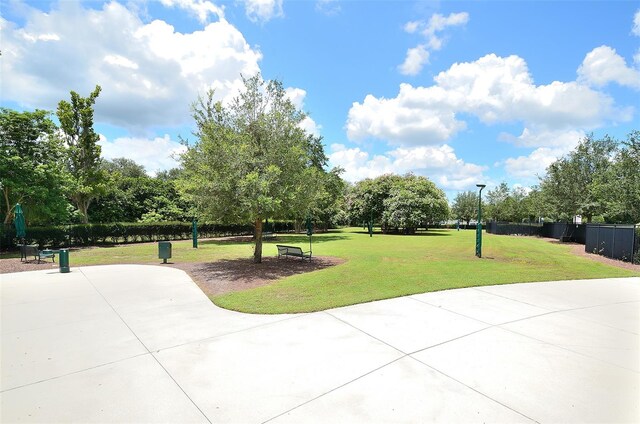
[476,184,486,258]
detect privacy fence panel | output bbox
[485,221,586,241]
[485,221,542,236]
[585,224,637,263]
[540,223,586,243]
[486,220,637,263]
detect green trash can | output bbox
[158,241,172,264]
[59,249,70,273]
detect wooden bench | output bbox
[276,245,311,261]
[263,232,276,240]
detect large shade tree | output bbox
[0,108,70,225]
[451,191,478,228]
[346,173,448,232]
[589,131,640,223]
[539,134,616,222]
[179,74,322,263]
[57,85,107,223]
[381,174,449,233]
[346,174,402,227]
[308,167,347,231]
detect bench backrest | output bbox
[277,245,303,254]
[21,245,39,256]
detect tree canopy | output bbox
[0,108,70,225]
[451,191,478,227]
[539,134,617,222]
[346,173,449,233]
[57,85,107,223]
[178,74,324,262]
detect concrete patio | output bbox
[1,265,638,423]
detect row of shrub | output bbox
[1,221,298,250]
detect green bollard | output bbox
[192,219,198,248]
[59,249,70,273]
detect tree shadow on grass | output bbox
[200,234,349,246]
[196,256,342,281]
[350,230,451,237]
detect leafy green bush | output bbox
[3,222,258,249]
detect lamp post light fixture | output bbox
[476,184,486,258]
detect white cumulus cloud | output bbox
[328,143,486,190]
[398,45,430,76]
[499,128,584,149]
[1,1,262,133]
[350,53,624,147]
[99,134,187,175]
[503,147,567,180]
[577,45,640,89]
[399,11,469,75]
[346,84,466,145]
[285,87,321,136]
[499,128,585,181]
[633,9,640,36]
[159,0,225,23]
[243,0,283,23]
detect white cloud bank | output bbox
[98,134,187,175]
[353,54,621,147]
[285,87,321,136]
[578,45,640,89]
[347,51,633,186]
[329,144,486,190]
[1,1,262,133]
[243,0,283,23]
[159,0,225,23]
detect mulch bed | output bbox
[170,256,345,296]
[0,257,60,274]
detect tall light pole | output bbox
[476,184,486,258]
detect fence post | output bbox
[631,225,640,264]
[612,225,616,259]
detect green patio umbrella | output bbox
[14,203,26,240]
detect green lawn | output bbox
[45,227,639,314]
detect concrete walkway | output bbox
[1,265,638,423]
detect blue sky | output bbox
[2,0,639,199]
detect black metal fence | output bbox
[485,221,542,236]
[485,221,585,242]
[585,224,638,264]
[486,221,638,264]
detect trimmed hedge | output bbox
[1,221,302,250]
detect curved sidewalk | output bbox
[1,265,638,423]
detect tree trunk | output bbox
[3,188,11,224]
[253,217,263,263]
[80,202,89,224]
[75,196,93,224]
